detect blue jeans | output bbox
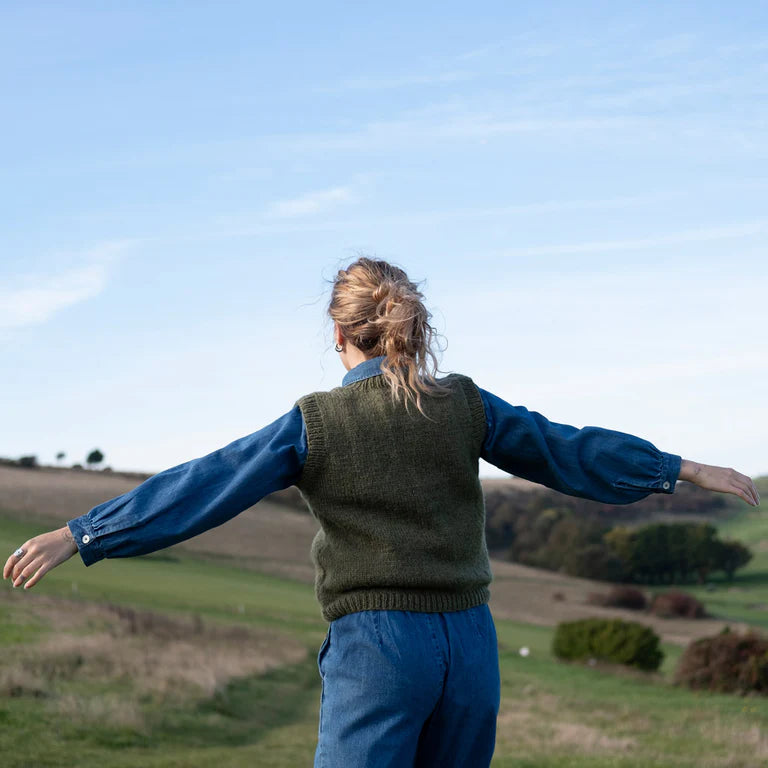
[314,604,500,767]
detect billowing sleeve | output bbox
[476,386,682,505]
[66,405,307,566]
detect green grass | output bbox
[0,516,323,639]
[2,513,768,767]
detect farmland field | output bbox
[1,468,767,766]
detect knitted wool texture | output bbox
[294,371,493,622]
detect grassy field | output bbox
[669,477,768,632]
[2,510,768,768]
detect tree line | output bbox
[484,485,752,584]
[10,449,106,470]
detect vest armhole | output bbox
[294,393,325,487]
[451,374,488,453]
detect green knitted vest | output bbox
[294,371,492,622]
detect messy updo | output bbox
[326,255,453,418]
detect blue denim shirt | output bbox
[67,355,682,566]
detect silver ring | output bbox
[13,547,25,558]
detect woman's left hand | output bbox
[2,526,79,590]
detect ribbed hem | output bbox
[455,374,488,448]
[321,585,491,622]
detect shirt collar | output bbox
[342,354,387,386]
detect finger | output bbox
[13,556,43,587]
[11,550,36,582]
[734,472,760,506]
[740,479,759,506]
[731,481,757,507]
[3,541,30,580]
[23,562,50,589]
[12,551,36,582]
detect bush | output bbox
[587,586,647,610]
[674,628,768,695]
[17,455,38,468]
[552,617,663,671]
[650,590,706,619]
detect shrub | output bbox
[17,455,38,468]
[587,586,647,610]
[674,628,768,694]
[650,590,706,619]
[552,617,663,671]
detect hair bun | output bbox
[372,280,396,305]
[327,255,452,416]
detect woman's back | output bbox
[295,361,491,622]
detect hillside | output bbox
[2,463,765,646]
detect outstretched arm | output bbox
[3,405,307,590]
[476,385,759,507]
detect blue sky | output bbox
[1,2,766,480]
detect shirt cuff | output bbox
[660,452,682,494]
[67,514,106,567]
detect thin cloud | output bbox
[316,71,473,93]
[270,106,662,154]
[645,33,695,59]
[264,186,354,219]
[495,220,767,258]
[0,242,128,331]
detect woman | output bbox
[3,256,760,767]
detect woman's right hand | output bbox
[2,525,79,590]
[679,459,760,507]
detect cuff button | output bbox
[662,481,670,490]
[81,534,91,544]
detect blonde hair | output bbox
[326,255,453,418]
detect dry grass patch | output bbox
[695,718,768,765]
[0,593,308,731]
[53,690,146,730]
[551,721,636,752]
[497,685,640,757]
[496,687,564,751]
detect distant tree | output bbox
[18,455,38,468]
[86,449,105,470]
[687,523,720,584]
[563,543,625,582]
[56,451,66,466]
[713,539,753,580]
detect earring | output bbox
[334,343,343,352]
